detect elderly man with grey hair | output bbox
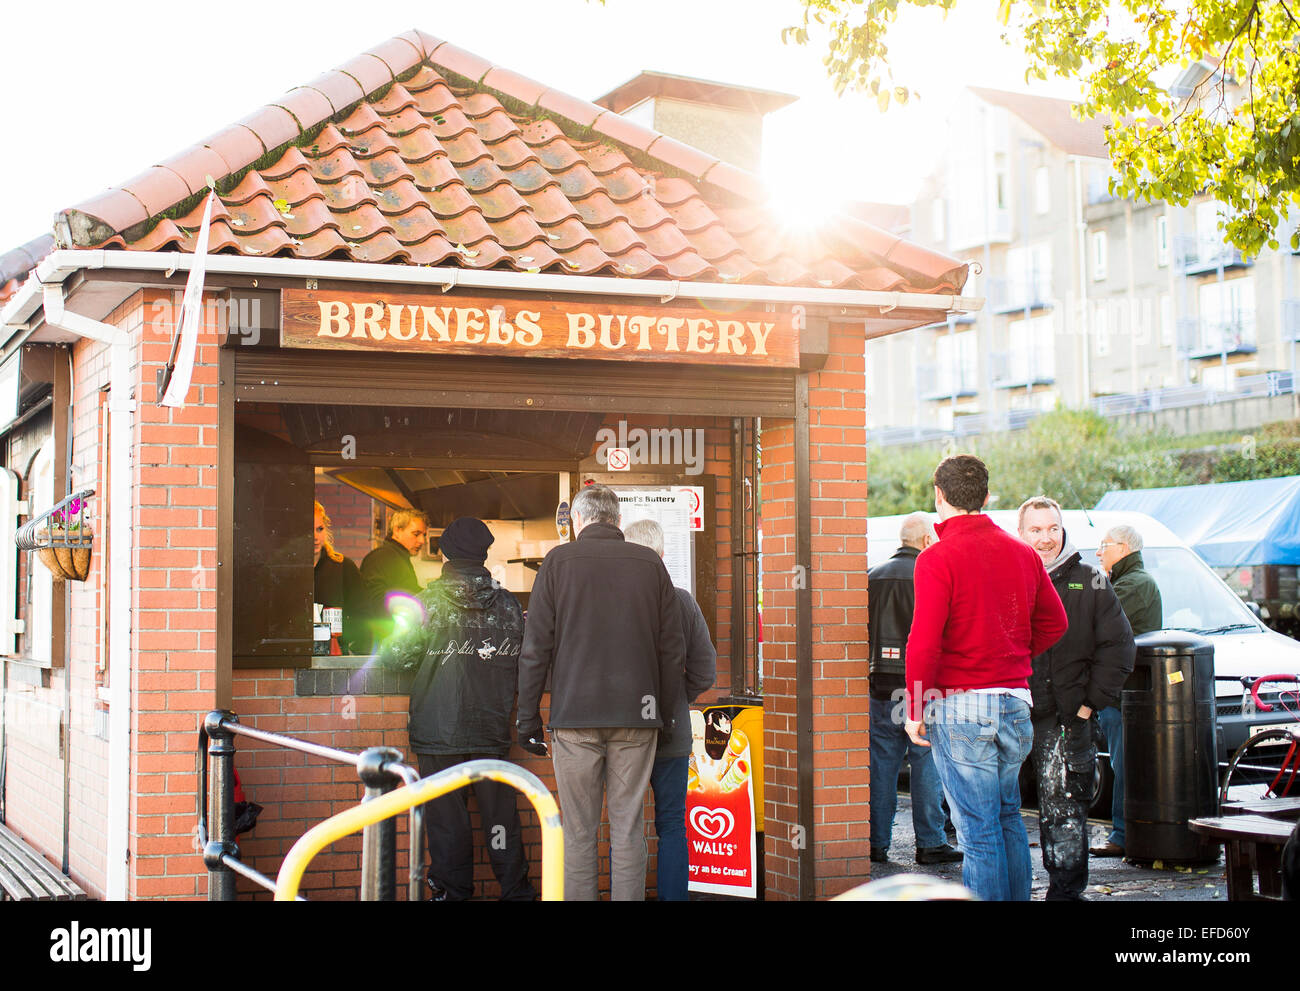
[1092,522,1163,858]
[623,518,716,900]
[868,512,962,865]
[517,483,686,900]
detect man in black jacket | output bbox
[868,513,961,866]
[377,516,536,902]
[625,517,717,901]
[1018,497,1135,900]
[517,483,686,901]
[1092,523,1163,858]
[361,509,428,643]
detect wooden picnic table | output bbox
[1220,796,1300,820]
[1189,814,1296,901]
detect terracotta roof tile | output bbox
[394,30,434,61]
[588,111,660,154]
[536,89,604,129]
[234,105,299,156]
[120,166,192,217]
[198,125,266,176]
[54,32,968,294]
[363,36,424,78]
[481,67,548,108]
[336,53,395,95]
[426,40,492,84]
[644,134,719,180]
[304,70,366,115]
[274,87,335,130]
[157,146,228,197]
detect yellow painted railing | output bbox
[274,759,563,901]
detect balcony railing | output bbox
[988,275,1053,314]
[1284,298,1300,340]
[869,373,1296,447]
[1175,234,1250,275]
[1182,316,1257,359]
[990,350,1055,389]
[916,362,979,401]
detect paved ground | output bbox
[870,794,1228,900]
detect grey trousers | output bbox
[551,727,658,901]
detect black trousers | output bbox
[1031,717,1091,900]
[416,752,537,901]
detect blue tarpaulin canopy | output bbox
[1095,476,1300,566]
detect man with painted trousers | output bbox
[905,455,1068,901]
[1018,497,1134,900]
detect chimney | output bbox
[594,71,797,172]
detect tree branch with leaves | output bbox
[788,0,1300,254]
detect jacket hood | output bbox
[1045,538,1081,578]
[432,560,505,610]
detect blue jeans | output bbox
[1097,706,1125,848]
[650,755,689,901]
[870,695,946,851]
[925,692,1034,901]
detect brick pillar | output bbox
[130,290,222,899]
[761,324,869,900]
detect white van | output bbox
[868,509,1300,770]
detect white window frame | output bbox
[1091,231,1109,282]
[1156,215,1169,267]
[26,440,54,665]
[0,467,22,656]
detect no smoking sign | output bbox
[608,447,631,471]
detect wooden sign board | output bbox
[280,288,800,368]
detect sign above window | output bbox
[280,289,801,369]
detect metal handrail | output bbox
[274,760,564,902]
[199,710,425,901]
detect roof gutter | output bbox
[40,282,133,902]
[4,249,982,335]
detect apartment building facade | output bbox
[869,74,1300,444]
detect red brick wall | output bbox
[314,478,375,563]
[760,326,870,900]
[129,288,223,899]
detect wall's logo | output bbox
[689,806,736,841]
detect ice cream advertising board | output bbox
[687,710,757,897]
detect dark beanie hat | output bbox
[439,517,494,563]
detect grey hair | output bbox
[898,512,936,549]
[1106,523,1143,552]
[572,483,621,527]
[388,507,429,537]
[624,518,665,557]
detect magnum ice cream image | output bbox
[690,717,752,795]
[687,709,757,897]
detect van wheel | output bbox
[1090,757,1114,818]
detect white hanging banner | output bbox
[160,189,216,408]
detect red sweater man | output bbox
[904,513,1068,723]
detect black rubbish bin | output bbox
[1123,631,1220,864]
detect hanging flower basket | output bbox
[15,490,96,583]
[35,531,94,582]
